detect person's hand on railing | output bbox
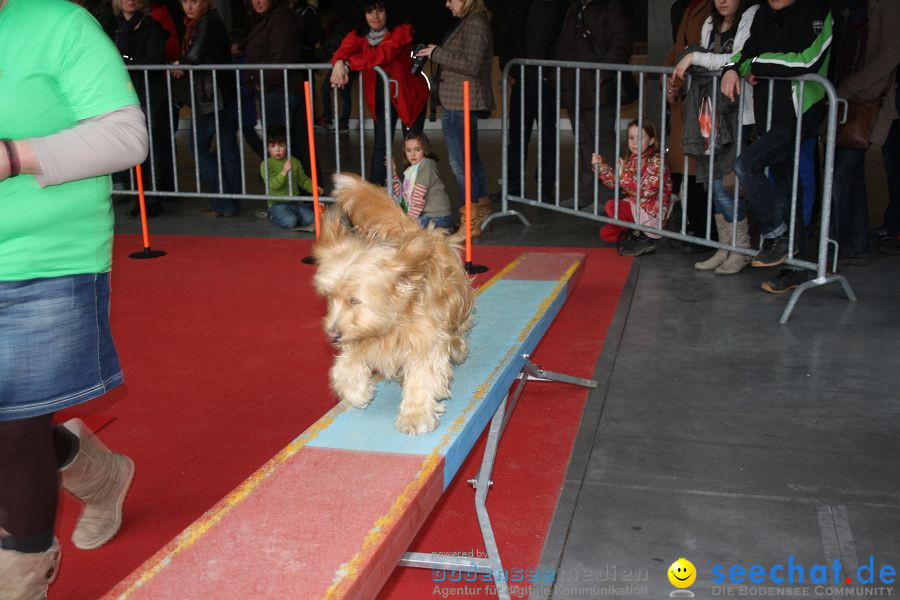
[280,161,292,177]
[591,153,605,168]
[665,75,683,104]
[330,60,350,88]
[671,53,694,82]
[171,61,184,79]
[721,69,742,102]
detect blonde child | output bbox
[592,119,672,256]
[391,132,453,230]
[256,125,324,231]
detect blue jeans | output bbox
[442,109,487,203]
[712,178,745,222]
[191,100,241,215]
[830,145,868,256]
[0,273,122,421]
[734,127,797,239]
[882,119,900,234]
[418,214,454,229]
[269,203,314,229]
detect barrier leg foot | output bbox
[779,274,857,324]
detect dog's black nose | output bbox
[327,328,342,343]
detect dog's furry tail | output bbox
[332,172,419,238]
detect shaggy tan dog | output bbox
[313,174,475,435]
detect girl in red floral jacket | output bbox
[592,120,673,256]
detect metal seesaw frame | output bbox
[398,354,598,600]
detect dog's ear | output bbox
[332,172,418,238]
[390,233,433,295]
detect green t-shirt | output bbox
[260,157,314,207]
[0,0,139,281]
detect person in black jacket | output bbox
[498,0,567,201]
[175,0,242,217]
[244,0,315,180]
[723,0,833,294]
[106,0,173,217]
[555,0,634,211]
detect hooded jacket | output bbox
[726,0,833,136]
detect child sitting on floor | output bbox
[256,125,324,231]
[592,119,673,256]
[391,132,453,230]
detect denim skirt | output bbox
[0,272,123,421]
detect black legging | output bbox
[0,414,76,547]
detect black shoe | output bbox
[671,235,710,254]
[618,231,656,257]
[752,235,790,267]
[878,236,900,256]
[126,202,162,219]
[760,268,808,294]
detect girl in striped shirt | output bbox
[392,132,453,230]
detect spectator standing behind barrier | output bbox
[415,0,494,237]
[592,119,673,256]
[874,67,900,256]
[255,124,324,231]
[0,0,148,596]
[244,0,315,179]
[104,0,172,219]
[318,7,355,131]
[830,0,900,264]
[497,0,567,202]
[392,132,454,230]
[330,0,428,186]
[175,0,242,216]
[672,0,760,275]
[555,0,634,212]
[723,0,833,294]
[665,0,713,253]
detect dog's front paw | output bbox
[341,388,374,409]
[395,408,439,436]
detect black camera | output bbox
[410,44,428,75]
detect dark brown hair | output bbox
[708,0,754,34]
[626,119,659,151]
[400,132,438,170]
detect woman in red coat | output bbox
[329,0,428,185]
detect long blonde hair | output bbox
[458,0,488,18]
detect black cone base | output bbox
[129,248,167,259]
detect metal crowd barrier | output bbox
[491,58,856,323]
[122,63,394,205]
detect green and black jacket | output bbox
[726,0,833,135]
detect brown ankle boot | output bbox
[0,541,61,600]
[459,205,482,237]
[60,419,135,550]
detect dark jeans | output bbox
[370,86,425,186]
[192,100,241,215]
[830,145,868,256]
[322,72,354,124]
[569,106,616,208]
[506,77,557,197]
[442,109,487,203]
[735,126,811,260]
[882,119,900,233]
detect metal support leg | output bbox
[779,274,857,324]
[399,354,597,599]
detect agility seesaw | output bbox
[106,252,595,600]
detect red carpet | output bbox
[49,234,630,599]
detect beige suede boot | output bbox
[59,419,135,550]
[0,541,60,600]
[459,205,481,237]
[694,214,729,271]
[715,218,752,275]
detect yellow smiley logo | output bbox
[668,558,696,588]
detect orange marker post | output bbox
[301,80,321,265]
[129,164,166,259]
[462,81,487,274]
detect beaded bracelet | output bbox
[1,139,20,178]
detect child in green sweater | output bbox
[256,125,323,231]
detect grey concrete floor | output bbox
[115,128,900,600]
